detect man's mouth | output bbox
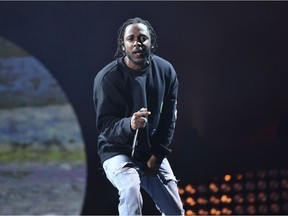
[133,50,143,54]
[134,53,143,58]
[132,49,146,58]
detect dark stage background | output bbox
[1,1,288,214]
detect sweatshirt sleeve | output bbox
[93,74,134,144]
[150,65,179,159]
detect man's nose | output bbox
[133,40,142,46]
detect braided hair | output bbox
[114,17,158,58]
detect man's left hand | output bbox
[144,155,161,176]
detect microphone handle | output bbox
[131,128,139,157]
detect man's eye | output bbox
[140,36,147,42]
[126,37,134,41]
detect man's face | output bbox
[122,23,152,71]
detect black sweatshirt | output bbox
[93,55,178,167]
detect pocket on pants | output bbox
[103,155,135,177]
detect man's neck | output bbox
[124,56,148,71]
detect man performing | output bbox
[93,17,184,215]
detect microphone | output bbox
[131,108,147,157]
[131,128,139,157]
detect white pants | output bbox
[103,154,184,216]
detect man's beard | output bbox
[126,51,151,67]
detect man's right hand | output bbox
[131,108,151,130]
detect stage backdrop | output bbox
[0,1,288,214]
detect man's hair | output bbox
[114,17,158,58]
